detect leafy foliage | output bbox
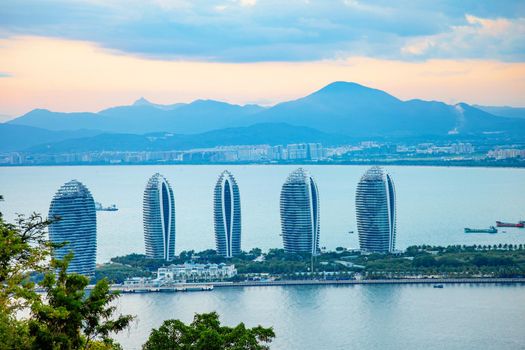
[94,263,151,284]
[0,213,55,316]
[29,253,134,350]
[0,213,134,350]
[142,312,275,350]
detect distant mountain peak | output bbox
[311,81,397,100]
[320,81,367,91]
[130,97,184,111]
[133,97,153,106]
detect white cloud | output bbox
[401,15,525,60]
[239,0,257,7]
[1,1,524,62]
[401,38,434,55]
[150,0,192,11]
[343,0,358,7]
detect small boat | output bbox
[496,221,524,228]
[433,284,444,289]
[464,226,497,234]
[95,202,119,211]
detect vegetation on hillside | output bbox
[98,244,525,283]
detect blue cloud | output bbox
[0,0,523,62]
[0,72,12,77]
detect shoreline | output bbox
[109,278,525,293]
[210,277,525,287]
[2,162,525,170]
[208,277,525,288]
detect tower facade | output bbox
[48,180,97,276]
[280,168,320,255]
[356,166,396,253]
[214,170,241,258]
[143,173,176,260]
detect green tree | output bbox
[412,255,437,268]
[29,254,134,350]
[143,312,275,350]
[0,213,133,350]
[0,214,54,318]
[249,248,262,257]
[0,213,57,349]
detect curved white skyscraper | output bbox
[143,173,175,261]
[280,168,320,255]
[48,180,97,276]
[214,170,241,258]
[356,166,396,253]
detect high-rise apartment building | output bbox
[280,168,320,254]
[48,180,97,276]
[356,167,396,253]
[143,173,176,260]
[214,170,241,258]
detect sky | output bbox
[0,0,524,120]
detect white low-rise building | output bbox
[157,263,237,282]
[123,277,150,287]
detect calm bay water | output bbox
[1,165,524,262]
[113,284,525,350]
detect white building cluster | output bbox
[157,263,237,282]
[487,148,525,160]
[183,143,325,162]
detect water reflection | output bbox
[113,284,525,350]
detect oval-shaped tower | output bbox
[48,179,97,276]
[143,173,176,261]
[214,170,241,258]
[356,166,396,253]
[280,168,320,255]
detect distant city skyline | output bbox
[0,1,524,118]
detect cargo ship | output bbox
[464,226,497,234]
[496,221,524,228]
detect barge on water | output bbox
[464,226,497,234]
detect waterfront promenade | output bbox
[212,277,525,287]
[108,278,525,293]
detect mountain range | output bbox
[24,123,350,153]
[2,82,524,152]
[474,105,525,119]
